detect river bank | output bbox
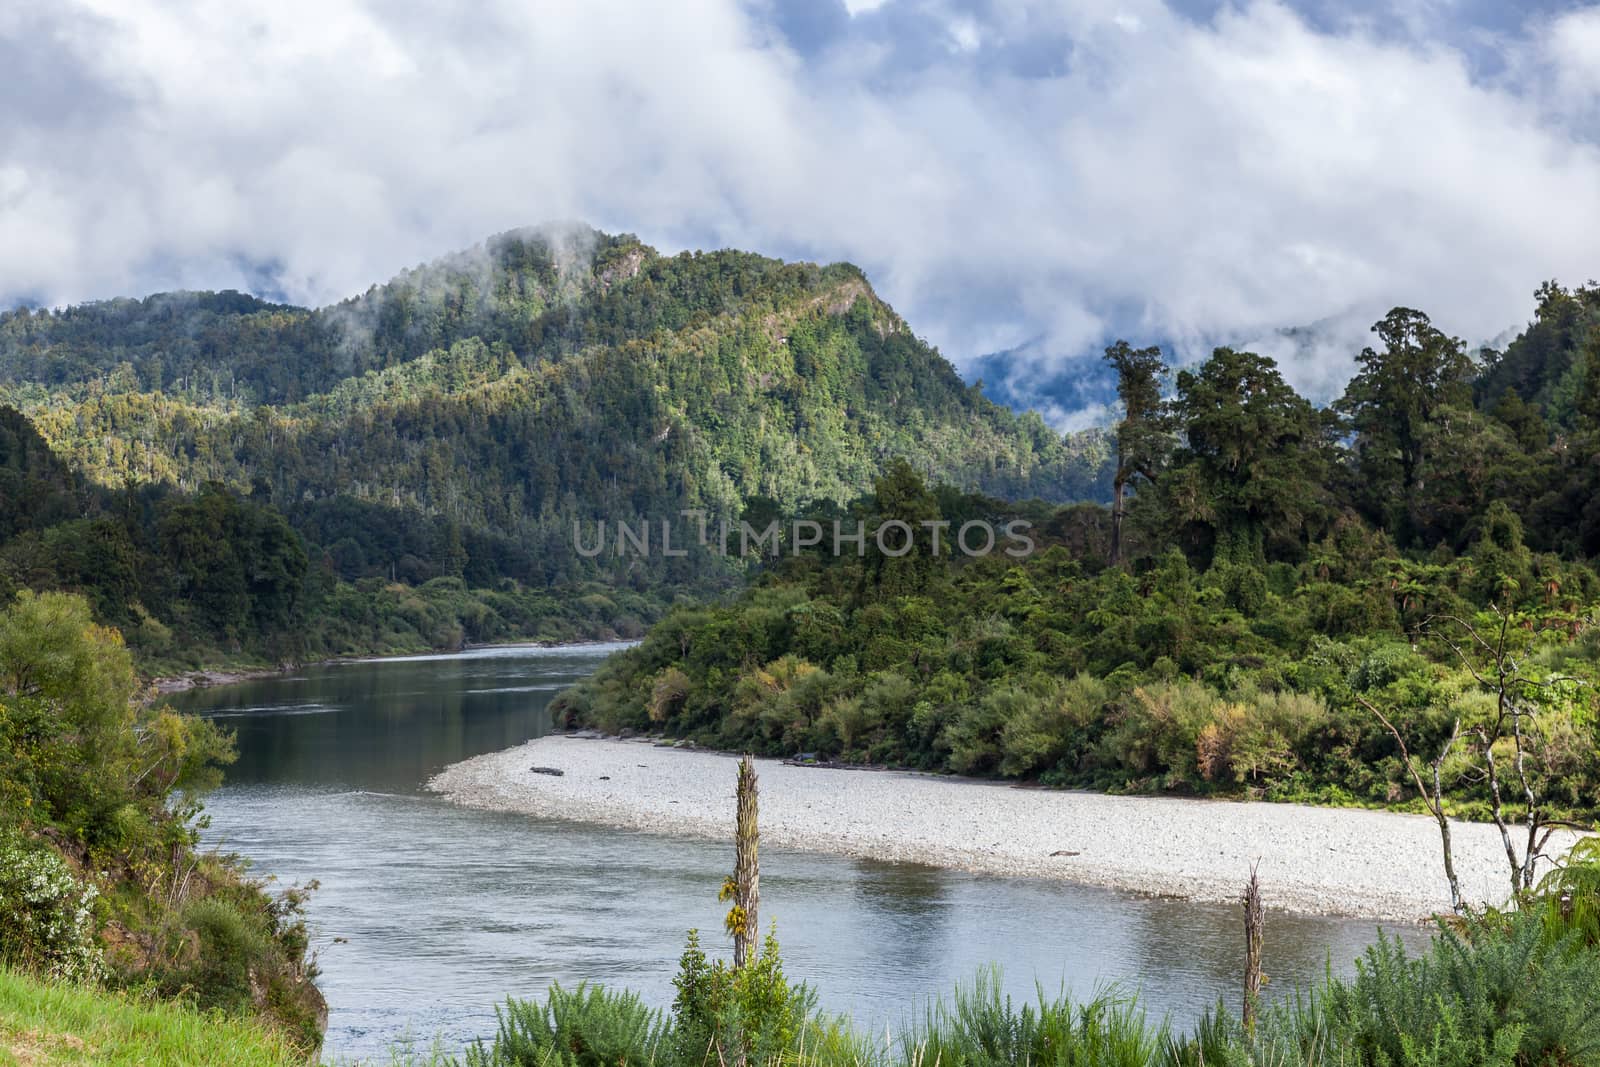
[430,734,1586,923]
[148,637,637,694]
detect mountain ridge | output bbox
[1,225,1113,607]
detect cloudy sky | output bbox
[3,0,1599,424]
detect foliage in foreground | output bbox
[0,590,323,1053]
[0,834,102,986]
[0,964,304,1067]
[456,900,1600,1067]
[456,840,1600,1067]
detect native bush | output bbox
[464,983,668,1067]
[997,674,1108,779]
[0,831,104,984]
[555,459,1600,818]
[0,591,322,1049]
[1245,914,1600,1066]
[1095,679,1217,790]
[671,927,815,1067]
[1532,837,1600,946]
[905,970,1165,1067]
[444,903,1600,1067]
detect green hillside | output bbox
[2,226,1108,555]
[0,226,1109,667]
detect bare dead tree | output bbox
[1242,863,1264,1032]
[722,754,761,970]
[1355,691,1465,913]
[1427,609,1587,897]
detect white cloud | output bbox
[947,16,982,52]
[1541,7,1600,102]
[3,0,1599,415]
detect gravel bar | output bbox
[428,735,1584,922]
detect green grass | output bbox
[0,967,306,1066]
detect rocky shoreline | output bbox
[429,734,1586,924]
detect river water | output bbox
[173,644,1425,1062]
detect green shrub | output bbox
[1096,679,1216,790]
[156,896,275,1013]
[0,831,104,984]
[1533,837,1600,946]
[671,927,815,1067]
[464,982,668,1067]
[904,970,1165,1067]
[996,674,1108,779]
[1245,913,1600,1066]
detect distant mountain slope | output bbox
[1,226,1111,588]
[0,405,87,540]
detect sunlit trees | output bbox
[0,589,234,840]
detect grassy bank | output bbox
[0,967,303,1066]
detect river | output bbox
[172,643,1425,1062]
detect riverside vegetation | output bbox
[448,892,1600,1067]
[0,590,325,1057]
[399,754,1600,1066]
[558,298,1600,882]
[392,760,1600,1065]
[7,737,1600,1065]
[13,712,1598,1066]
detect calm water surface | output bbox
[173,645,1425,1061]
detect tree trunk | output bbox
[1478,726,1524,901]
[1432,747,1464,914]
[1362,696,1464,913]
[1242,865,1264,1033]
[1109,471,1126,566]
[732,755,760,970]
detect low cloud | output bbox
[3,0,1598,419]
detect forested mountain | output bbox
[560,292,1600,822]
[2,227,1109,563]
[0,225,1110,667]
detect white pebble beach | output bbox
[428,735,1585,923]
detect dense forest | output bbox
[0,403,670,670]
[559,290,1600,830]
[0,226,1110,669]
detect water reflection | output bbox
[173,644,635,790]
[174,645,1428,1061]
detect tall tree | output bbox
[863,458,943,598]
[1102,341,1171,565]
[1167,347,1331,564]
[1337,308,1473,542]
